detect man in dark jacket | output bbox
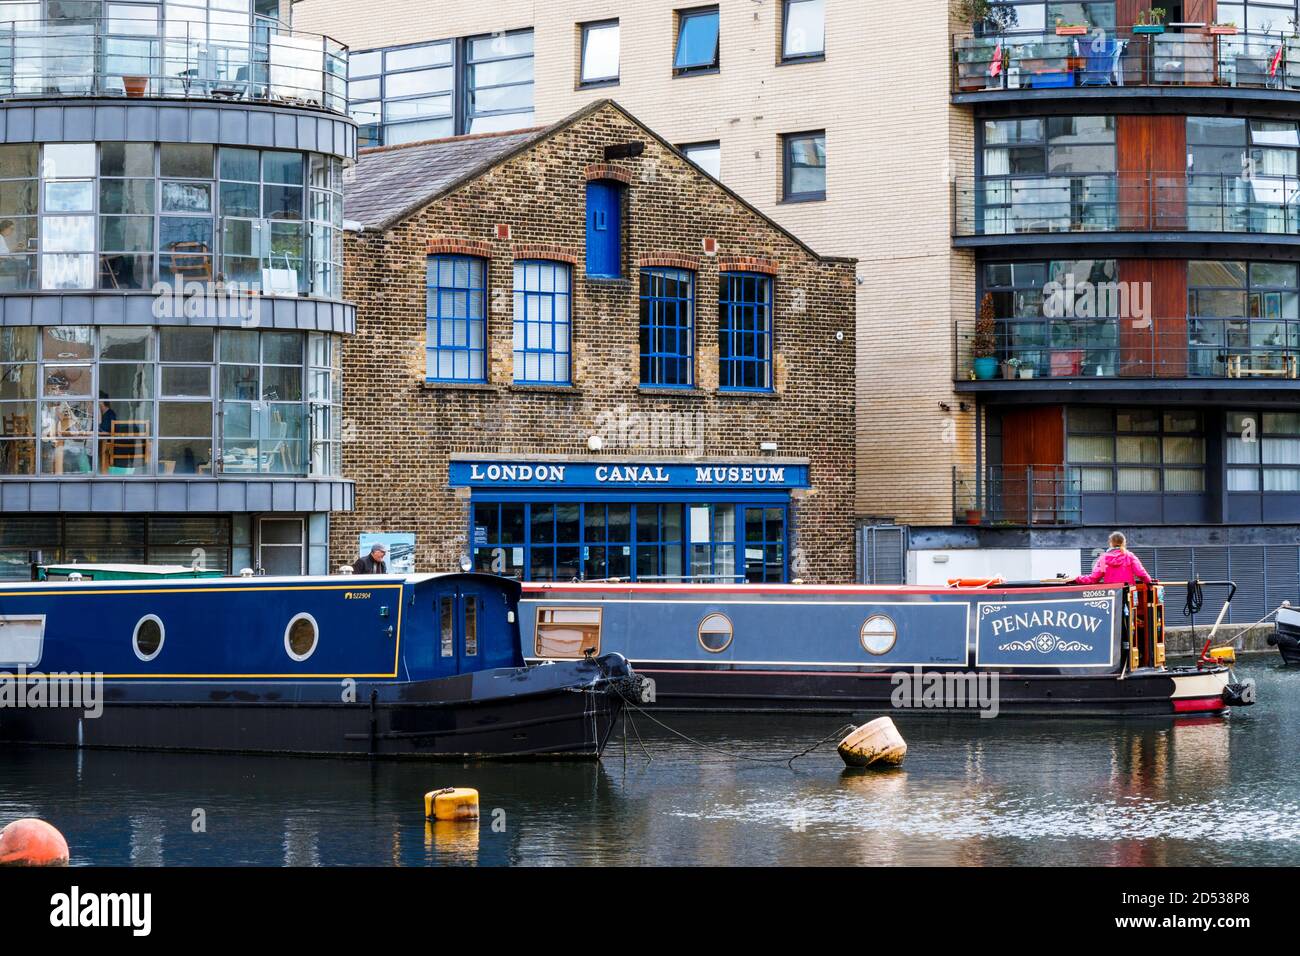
[352,543,388,575]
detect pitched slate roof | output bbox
[344,127,544,231]
[342,99,854,265]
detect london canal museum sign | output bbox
[448,459,810,490]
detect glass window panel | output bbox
[43,143,95,179]
[783,0,824,57]
[161,327,213,363]
[99,143,154,178]
[99,179,154,214]
[581,21,620,82]
[100,327,152,361]
[159,144,213,179]
[161,366,211,397]
[386,42,452,71]
[161,182,211,213]
[0,144,37,179]
[676,8,720,70]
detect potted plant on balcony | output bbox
[1002,356,1020,379]
[123,76,149,98]
[1055,16,1089,36]
[972,293,1000,380]
[1133,8,1168,35]
[1209,22,1239,36]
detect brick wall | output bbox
[331,102,858,582]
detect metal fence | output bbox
[954,28,1300,94]
[954,320,1300,381]
[0,18,348,114]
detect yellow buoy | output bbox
[1208,646,1237,664]
[837,716,907,769]
[424,787,480,821]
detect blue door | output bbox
[437,587,488,675]
[586,180,622,278]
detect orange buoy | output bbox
[0,819,70,867]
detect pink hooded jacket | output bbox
[1076,548,1152,586]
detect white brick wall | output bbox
[294,0,975,525]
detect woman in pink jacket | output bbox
[1075,532,1152,585]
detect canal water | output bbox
[1,659,1297,866]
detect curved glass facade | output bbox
[0,140,344,297]
[0,324,343,478]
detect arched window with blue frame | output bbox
[586,179,622,278]
[426,254,487,382]
[719,271,774,391]
[513,260,572,384]
[640,267,694,387]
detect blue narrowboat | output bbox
[521,579,1251,717]
[0,569,642,759]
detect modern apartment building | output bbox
[0,0,356,577]
[295,0,1300,623]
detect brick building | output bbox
[333,99,856,583]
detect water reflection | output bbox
[0,661,1295,866]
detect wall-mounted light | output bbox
[760,441,779,454]
[588,435,604,451]
[603,141,645,160]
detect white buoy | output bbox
[838,716,907,768]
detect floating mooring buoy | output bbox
[837,716,907,769]
[424,788,480,821]
[0,818,70,867]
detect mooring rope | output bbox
[616,688,855,770]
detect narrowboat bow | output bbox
[0,569,644,759]
[521,579,1253,717]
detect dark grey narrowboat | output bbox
[522,578,1251,717]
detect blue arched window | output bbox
[586,180,622,278]
[426,255,487,382]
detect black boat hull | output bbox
[631,664,1231,717]
[0,661,634,760]
[1268,631,1300,667]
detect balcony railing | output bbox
[0,18,348,114]
[955,172,1300,237]
[954,27,1300,94]
[953,465,1082,527]
[953,319,1300,382]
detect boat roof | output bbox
[41,563,215,574]
[4,571,503,589]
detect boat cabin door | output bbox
[436,587,480,675]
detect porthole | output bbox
[698,612,734,653]
[860,615,897,656]
[133,615,165,662]
[284,613,319,662]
